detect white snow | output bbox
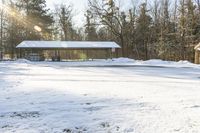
[23,58,199,68]
[0,58,200,133]
[15,59,32,63]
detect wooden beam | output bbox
[195,50,200,64]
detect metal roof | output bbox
[16,41,121,49]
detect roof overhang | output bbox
[194,43,200,51]
[16,41,121,49]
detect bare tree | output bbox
[88,0,127,57]
[55,4,73,41]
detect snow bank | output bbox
[117,58,199,68]
[142,59,173,65]
[15,59,31,63]
[111,58,136,63]
[136,59,199,68]
[176,60,195,66]
[2,58,199,69]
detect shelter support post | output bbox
[85,50,88,60]
[58,50,61,61]
[53,50,61,61]
[19,48,21,58]
[106,49,109,59]
[109,49,112,59]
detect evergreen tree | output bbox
[135,3,152,60]
[16,0,54,40]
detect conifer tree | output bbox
[135,3,152,60]
[16,0,54,40]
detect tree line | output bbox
[0,0,200,61]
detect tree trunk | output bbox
[0,7,3,53]
[120,35,125,57]
[145,41,148,60]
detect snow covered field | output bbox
[0,59,200,133]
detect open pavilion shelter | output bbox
[16,41,121,61]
